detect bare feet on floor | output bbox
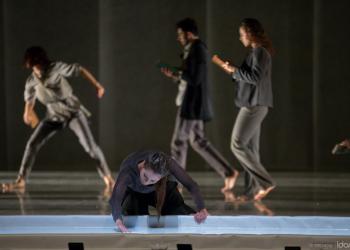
[253,185,275,201]
[2,177,26,192]
[221,170,239,193]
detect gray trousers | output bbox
[231,106,275,196]
[18,111,111,180]
[171,110,235,178]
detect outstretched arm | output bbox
[80,67,105,98]
[109,170,132,233]
[168,158,209,223]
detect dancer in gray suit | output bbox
[219,18,276,200]
[1,46,115,192]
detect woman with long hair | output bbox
[219,18,276,201]
[109,151,208,233]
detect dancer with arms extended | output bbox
[1,46,115,192]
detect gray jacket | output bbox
[232,47,273,108]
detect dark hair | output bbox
[23,46,51,68]
[146,152,169,217]
[176,18,198,36]
[146,152,169,176]
[240,18,275,55]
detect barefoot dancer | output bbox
[160,18,238,192]
[1,46,114,191]
[214,18,276,200]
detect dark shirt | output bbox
[109,151,205,222]
[180,39,213,121]
[232,47,273,108]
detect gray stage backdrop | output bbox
[1,0,350,174]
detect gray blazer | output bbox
[232,47,273,108]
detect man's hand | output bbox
[116,219,129,233]
[80,67,105,98]
[23,110,39,128]
[193,208,209,224]
[96,84,105,98]
[160,68,175,78]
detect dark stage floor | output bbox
[1,171,350,217]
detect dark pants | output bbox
[122,181,195,216]
[18,111,111,180]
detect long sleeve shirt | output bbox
[109,151,205,222]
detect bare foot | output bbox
[221,170,239,193]
[254,186,275,201]
[103,175,115,190]
[2,177,26,192]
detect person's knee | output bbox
[26,139,41,152]
[170,140,176,150]
[190,135,209,150]
[231,137,243,153]
[171,138,186,151]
